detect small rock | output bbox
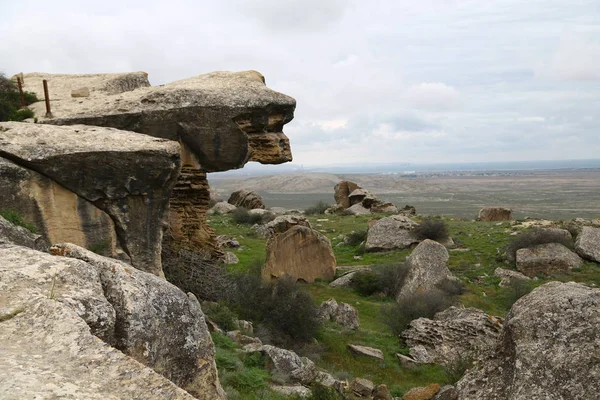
[333,302,360,330]
[223,251,239,264]
[226,330,261,346]
[270,384,311,398]
[494,267,531,287]
[347,344,384,360]
[402,383,440,400]
[373,384,393,400]
[396,353,419,368]
[350,377,375,397]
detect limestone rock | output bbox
[252,214,311,238]
[493,267,531,287]
[347,344,384,360]
[347,203,372,215]
[216,234,240,248]
[396,353,419,368]
[396,240,457,302]
[329,270,362,287]
[403,384,440,400]
[365,215,420,252]
[228,189,265,209]
[456,282,600,400]
[0,299,195,400]
[333,302,360,330]
[478,207,512,221]
[258,345,335,386]
[401,307,503,367]
[269,206,289,215]
[350,377,375,397]
[226,330,262,346]
[334,181,361,208]
[317,298,339,322]
[371,202,399,214]
[373,384,393,400]
[348,188,369,205]
[270,384,312,398]
[223,251,239,264]
[575,226,600,262]
[209,201,237,215]
[398,205,417,216]
[431,385,458,400]
[262,225,336,283]
[0,121,181,276]
[0,215,46,250]
[49,243,225,399]
[516,243,583,277]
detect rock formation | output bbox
[477,207,512,221]
[0,215,46,250]
[334,181,361,208]
[317,298,360,330]
[0,240,225,399]
[252,214,311,238]
[456,282,600,399]
[20,70,295,256]
[365,215,420,252]
[516,242,583,277]
[493,267,531,287]
[228,189,265,209]
[396,239,458,302]
[0,121,180,276]
[575,226,600,262]
[332,180,400,215]
[402,307,504,367]
[262,225,336,283]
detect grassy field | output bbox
[206,211,600,398]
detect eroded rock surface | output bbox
[516,242,583,277]
[262,225,336,283]
[456,281,600,400]
[478,207,512,221]
[402,307,504,367]
[228,189,265,209]
[575,226,600,262]
[252,214,311,238]
[0,215,46,250]
[365,215,420,252]
[0,122,180,275]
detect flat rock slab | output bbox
[365,215,420,251]
[516,242,583,277]
[347,344,384,360]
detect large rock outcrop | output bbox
[228,189,265,209]
[262,225,336,283]
[334,181,361,209]
[21,70,295,255]
[0,241,225,400]
[0,122,181,276]
[402,307,504,367]
[516,242,583,277]
[456,282,600,400]
[396,239,458,302]
[575,226,600,263]
[0,215,46,250]
[365,215,420,252]
[477,207,512,221]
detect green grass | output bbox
[207,212,600,396]
[0,209,37,233]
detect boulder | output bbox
[347,344,384,360]
[0,121,181,276]
[270,385,312,398]
[348,188,369,205]
[0,215,46,250]
[478,207,512,221]
[365,215,420,252]
[262,225,336,283]
[402,307,503,367]
[350,377,375,397]
[223,251,239,264]
[493,267,531,287]
[456,282,600,399]
[396,353,419,368]
[575,226,600,262]
[396,239,458,302]
[228,189,265,209]
[373,384,393,400]
[258,345,335,387]
[317,298,359,330]
[346,203,372,215]
[226,330,262,346]
[371,202,399,214]
[49,243,225,399]
[209,201,237,215]
[398,205,417,216]
[334,181,361,208]
[317,298,339,322]
[403,384,440,400]
[329,270,362,287]
[216,234,240,248]
[252,214,311,238]
[516,243,583,277]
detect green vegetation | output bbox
[231,207,275,225]
[0,209,37,233]
[411,217,449,241]
[0,73,39,122]
[206,211,600,397]
[505,227,573,263]
[304,201,330,216]
[0,307,25,322]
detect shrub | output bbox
[412,218,449,241]
[304,201,330,215]
[0,73,39,122]
[203,301,238,331]
[381,288,458,336]
[221,367,270,392]
[350,263,408,297]
[505,228,573,262]
[231,207,273,225]
[350,271,381,296]
[229,274,321,343]
[0,209,37,233]
[502,278,535,309]
[345,229,368,246]
[308,383,344,400]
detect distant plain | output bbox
[209,169,600,220]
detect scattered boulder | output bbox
[223,251,239,264]
[216,235,239,248]
[252,214,311,238]
[258,345,336,387]
[270,384,312,398]
[269,206,289,215]
[347,344,384,360]
[402,307,504,367]
[317,298,340,322]
[262,225,336,283]
[334,181,361,208]
[493,267,531,287]
[226,330,261,346]
[396,239,458,302]
[398,205,417,216]
[348,188,369,205]
[516,243,583,277]
[403,384,440,400]
[478,207,512,221]
[329,270,362,287]
[346,203,372,215]
[456,282,600,399]
[350,377,375,397]
[209,201,237,215]
[575,226,600,263]
[373,384,393,400]
[371,202,399,214]
[317,298,360,330]
[365,215,420,252]
[228,189,265,209]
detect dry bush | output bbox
[505,228,573,262]
[412,218,449,241]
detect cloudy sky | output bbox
[2,0,599,166]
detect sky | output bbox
[2,0,600,166]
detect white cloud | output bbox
[518,116,546,122]
[403,83,461,111]
[537,33,600,81]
